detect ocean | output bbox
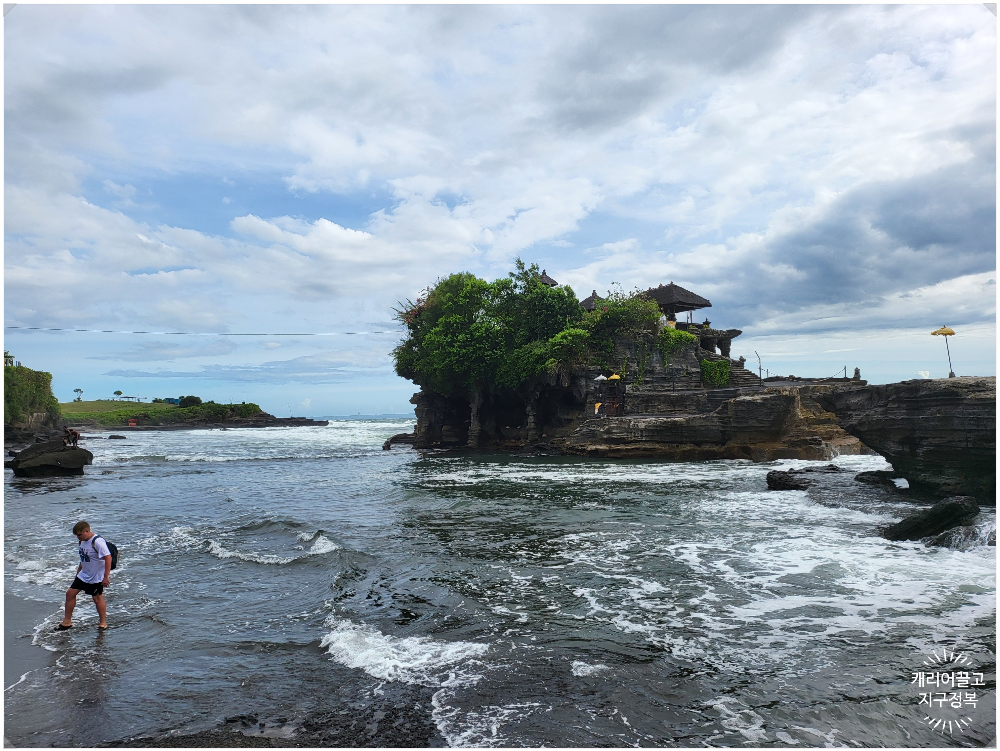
[4,420,995,747]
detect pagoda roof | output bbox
[580,290,602,310]
[643,282,711,313]
[539,269,559,287]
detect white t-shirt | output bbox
[78,536,111,583]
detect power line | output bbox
[4,326,396,336]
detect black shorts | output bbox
[70,577,104,596]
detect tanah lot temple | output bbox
[404,270,868,459]
[579,277,758,389]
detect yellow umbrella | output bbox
[930,325,956,377]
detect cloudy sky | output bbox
[5,4,995,416]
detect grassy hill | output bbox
[60,400,264,426]
[60,400,178,415]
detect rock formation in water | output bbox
[5,439,93,477]
[410,370,871,462]
[817,377,995,502]
[881,496,980,541]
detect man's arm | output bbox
[102,555,111,586]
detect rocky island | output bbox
[393,264,870,461]
[390,263,996,507]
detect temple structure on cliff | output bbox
[643,282,711,322]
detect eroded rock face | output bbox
[818,377,995,502]
[881,496,980,541]
[408,378,870,461]
[4,440,93,477]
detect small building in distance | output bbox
[642,282,711,322]
[163,397,180,405]
[580,290,603,311]
[539,269,559,287]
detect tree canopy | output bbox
[392,260,669,396]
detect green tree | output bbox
[73,388,83,402]
[114,390,123,399]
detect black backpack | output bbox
[92,535,119,570]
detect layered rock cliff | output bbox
[409,374,869,462]
[816,377,995,502]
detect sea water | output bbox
[3,421,995,747]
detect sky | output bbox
[4,4,996,417]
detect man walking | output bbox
[58,521,111,630]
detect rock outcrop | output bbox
[817,377,995,502]
[766,464,843,490]
[767,470,812,490]
[383,433,415,450]
[409,374,871,462]
[881,496,980,541]
[5,440,93,477]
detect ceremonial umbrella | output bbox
[931,326,956,378]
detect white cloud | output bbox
[4,4,994,393]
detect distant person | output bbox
[62,427,80,448]
[58,521,111,630]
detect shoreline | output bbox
[4,594,59,692]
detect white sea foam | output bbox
[320,616,488,687]
[707,697,768,743]
[571,661,608,677]
[431,690,545,748]
[174,527,340,565]
[306,535,340,556]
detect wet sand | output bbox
[4,594,59,690]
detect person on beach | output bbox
[58,521,110,630]
[62,427,80,448]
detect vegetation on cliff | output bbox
[4,355,60,426]
[700,359,731,387]
[392,261,687,395]
[61,400,263,426]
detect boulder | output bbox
[108,435,127,440]
[855,470,900,487]
[881,496,980,541]
[382,433,416,451]
[766,470,812,490]
[817,377,995,502]
[4,440,93,477]
[926,522,996,551]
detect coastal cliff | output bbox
[817,377,996,502]
[409,376,869,461]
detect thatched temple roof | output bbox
[643,282,711,316]
[580,290,603,311]
[539,269,559,287]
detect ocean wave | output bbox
[320,616,488,687]
[168,526,340,565]
[206,534,340,565]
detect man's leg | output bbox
[93,594,107,628]
[61,588,80,627]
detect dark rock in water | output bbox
[796,464,843,473]
[767,470,812,490]
[855,470,900,486]
[926,520,995,551]
[4,440,93,477]
[882,496,980,541]
[817,377,995,502]
[108,435,127,440]
[382,432,415,451]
